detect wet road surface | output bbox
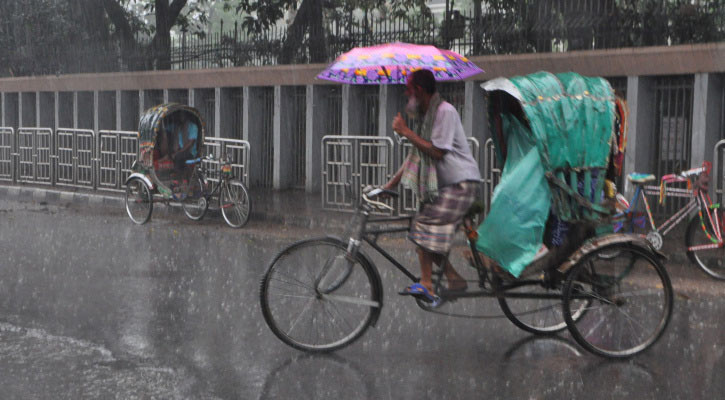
[0,198,723,399]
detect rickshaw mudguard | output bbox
[556,234,667,274]
[125,173,154,190]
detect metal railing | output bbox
[321,135,492,215]
[0,127,14,182]
[321,135,395,212]
[55,128,95,188]
[17,128,53,185]
[202,137,251,187]
[4,1,725,77]
[0,126,251,193]
[97,130,139,192]
[481,138,501,216]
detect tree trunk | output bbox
[280,0,312,64]
[472,0,482,55]
[153,0,188,70]
[307,0,327,63]
[154,0,172,69]
[101,0,139,70]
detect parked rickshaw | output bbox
[124,103,251,228]
[260,72,673,358]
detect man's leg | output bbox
[416,247,434,292]
[431,253,467,290]
[418,248,467,292]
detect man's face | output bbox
[404,80,423,120]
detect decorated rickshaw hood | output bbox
[481,71,616,172]
[137,103,205,145]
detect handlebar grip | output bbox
[363,187,399,199]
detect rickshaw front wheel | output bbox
[125,178,153,225]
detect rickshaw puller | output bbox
[382,69,481,302]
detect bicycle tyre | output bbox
[182,176,208,221]
[260,237,382,352]
[125,178,153,225]
[220,179,251,228]
[498,277,589,335]
[562,243,673,358]
[685,209,725,280]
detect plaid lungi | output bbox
[409,181,479,254]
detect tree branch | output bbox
[168,0,189,26]
[101,0,135,42]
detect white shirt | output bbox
[430,102,482,186]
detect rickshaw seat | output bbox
[627,173,656,184]
[154,159,173,170]
[464,201,486,220]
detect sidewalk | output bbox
[0,183,353,231]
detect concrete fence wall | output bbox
[1,43,724,193]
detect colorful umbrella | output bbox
[317,42,483,85]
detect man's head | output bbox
[405,69,437,120]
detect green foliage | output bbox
[235,0,296,33]
[669,1,721,44]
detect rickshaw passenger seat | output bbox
[627,173,656,184]
[464,201,485,220]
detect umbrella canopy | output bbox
[317,42,483,84]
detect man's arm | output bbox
[383,163,405,191]
[180,137,195,153]
[392,113,446,160]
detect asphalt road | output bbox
[0,197,723,399]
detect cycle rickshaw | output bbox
[124,103,251,228]
[260,72,673,358]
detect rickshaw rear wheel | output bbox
[182,176,208,221]
[498,274,590,335]
[562,243,673,358]
[125,178,153,225]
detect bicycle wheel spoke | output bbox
[268,292,318,300]
[324,299,355,336]
[270,271,314,291]
[261,238,378,352]
[287,297,315,337]
[322,294,380,308]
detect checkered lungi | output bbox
[408,181,479,254]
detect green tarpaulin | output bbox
[476,71,616,277]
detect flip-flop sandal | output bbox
[399,283,439,303]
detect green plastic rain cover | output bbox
[476,71,615,277]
